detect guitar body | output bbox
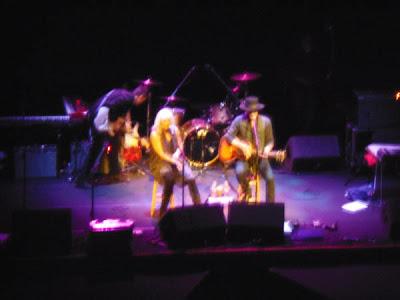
[218,137,286,164]
[218,137,243,164]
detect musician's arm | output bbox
[150,131,176,165]
[224,117,252,158]
[124,110,132,133]
[223,117,239,144]
[263,118,275,155]
[172,125,184,153]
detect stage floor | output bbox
[0,165,393,246]
[2,165,400,300]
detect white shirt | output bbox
[93,106,110,133]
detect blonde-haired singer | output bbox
[149,107,201,219]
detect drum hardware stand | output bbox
[204,64,241,110]
[121,161,152,177]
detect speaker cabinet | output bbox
[285,135,341,171]
[14,145,57,178]
[227,203,285,244]
[11,208,72,256]
[159,205,226,249]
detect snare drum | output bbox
[182,119,220,168]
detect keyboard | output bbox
[0,114,86,127]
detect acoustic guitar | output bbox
[218,137,286,165]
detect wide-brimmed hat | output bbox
[239,96,265,112]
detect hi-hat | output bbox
[230,72,261,82]
[136,78,163,86]
[161,95,187,103]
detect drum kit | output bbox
[168,71,262,169]
[124,71,261,171]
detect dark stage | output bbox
[2,1,400,299]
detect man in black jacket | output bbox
[75,85,148,188]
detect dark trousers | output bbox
[235,159,275,203]
[76,129,121,183]
[158,162,201,218]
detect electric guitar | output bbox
[218,137,286,165]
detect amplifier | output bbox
[354,90,400,130]
[14,145,57,178]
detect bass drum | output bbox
[182,119,220,168]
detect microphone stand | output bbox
[89,139,109,221]
[204,64,241,107]
[168,66,197,207]
[252,117,260,204]
[164,65,197,107]
[146,91,152,137]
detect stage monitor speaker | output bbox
[285,135,341,171]
[227,203,285,244]
[11,208,72,256]
[159,205,226,249]
[86,219,134,256]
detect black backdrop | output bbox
[1,1,400,147]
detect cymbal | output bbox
[230,72,261,82]
[136,78,163,86]
[161,95,187,103]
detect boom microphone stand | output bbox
[164,65,197,107]
[204,64,241,109]
[146,92,152,137]
[165,65,197,100]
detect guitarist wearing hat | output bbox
[222,96,277,203]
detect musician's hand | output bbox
[107,126,115,137]
[172,149,182,160]
[109,117,125,136]
[262,148,270,158]
[172,149,183,171]
[262,144,273,158]
[242,144,252,160]
[140,137,150,150]
[125,121,132,133]
[173,159,183,172]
